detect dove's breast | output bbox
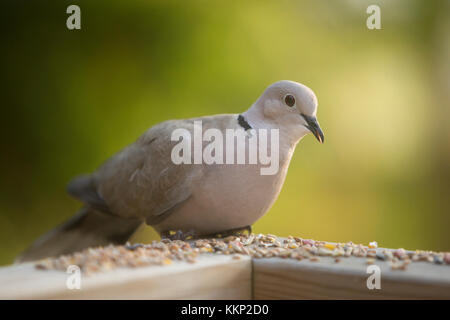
[153,145,295,234]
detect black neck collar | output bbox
[238,114,252,131]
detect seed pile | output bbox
[35,234,450,275]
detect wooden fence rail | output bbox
[0,239,449,299]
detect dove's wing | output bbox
[67,174,112,213]
[68,119,204,224]
[22,119,205,262]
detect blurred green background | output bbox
[0,0,449,265]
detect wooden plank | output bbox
[253,256,450,299]
[1,237,450,299]
[0,255,252,300]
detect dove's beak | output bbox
[301,114,324,144]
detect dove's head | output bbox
[249,80,324,143]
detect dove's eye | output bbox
[284,94,295,107]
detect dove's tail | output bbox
[16,207,142,263]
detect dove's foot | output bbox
[160,225,252,241]
[203,225,252,239]
[160,229,199,241]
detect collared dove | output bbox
[17,80,324,262]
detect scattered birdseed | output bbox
[369,241,378,249]
[445,253,450,265]
[390,259,410,271]
[318,248,333,256]
[434,255,444,265]
[34,234,450,275]
[302,239,315,246]
[376,252,386,261]
[394,248,407,259]
[367,250,377,258]
[125,243,144,251]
